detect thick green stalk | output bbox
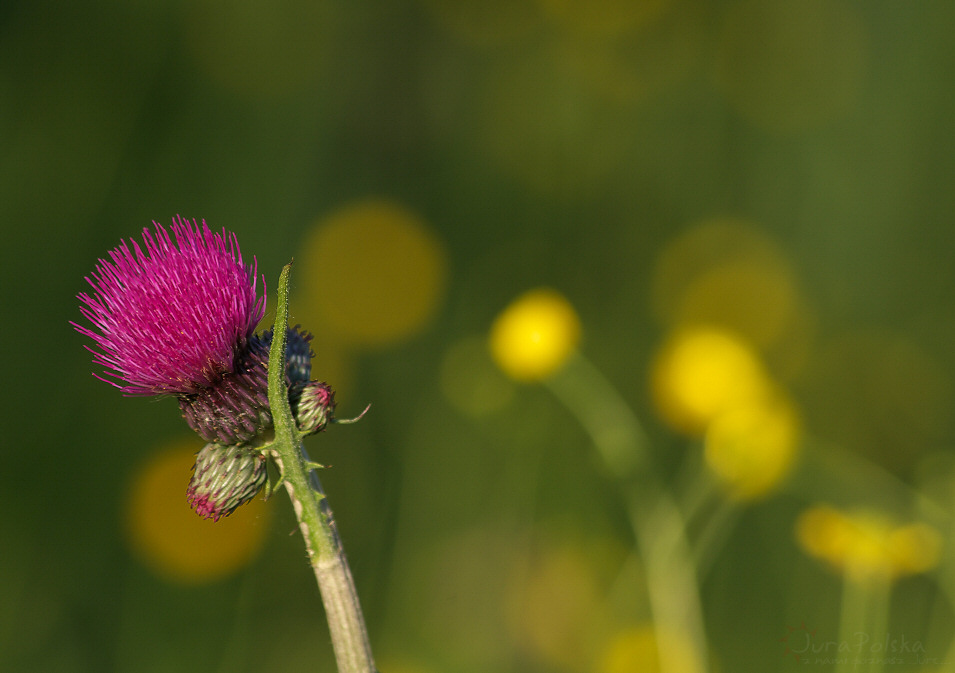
[267,262,377,673]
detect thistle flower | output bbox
[73,216,266,395]
[74,217,330,444]
[75,217,352,526]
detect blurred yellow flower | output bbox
[651,326,771,436]
[489,288,581,382]
[299,199,448,348]
[704,392,800,500]
[506,544,612,670]
[126,440,272,584]
[650,217,812,361]
[795,505,942,583]
[598,624,703,673]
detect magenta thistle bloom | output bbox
[73,216,265,395]
[75,216,348,518]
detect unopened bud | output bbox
[292,381,336,435]
[178,327,314,444]
[187,442,269,521]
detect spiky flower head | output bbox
[187,442,269,521]
[73,216,266,395]
[73,217,321,443]
[74,217,360,520]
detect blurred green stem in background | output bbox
[674,455,741,582]
[835,574,889,673]
[936,543,955,671]
[546,352,709,673]
[266,262,377,673]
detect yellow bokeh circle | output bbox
[889,524,943,576]
[126,440,272,584]
[489,288,581,382]
[651,326,771,436]
[300,200,448,348]
[704,394,800,500]
[506,545,608,670]
[651,217,807,351]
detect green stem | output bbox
[267,262,377,673]
[835,573,890,673]
[865,577,890,673]
[934,557,955,671]
[546,353,709,673]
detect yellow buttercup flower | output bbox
[489,288,581,382]
[704,392,800,500]
[651,326,771,436]
[795,505,942,583]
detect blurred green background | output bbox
[3,0,955,671]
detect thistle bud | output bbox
[292,381,336,435]
[187,442,269,521]
[178,327,315,444]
